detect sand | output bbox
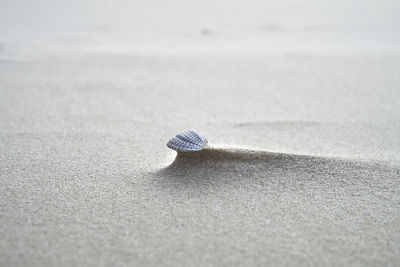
[1,0,400,266]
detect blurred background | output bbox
[1,0,399,58]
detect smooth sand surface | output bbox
[1,0,400,266]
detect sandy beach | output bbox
[1,0,400,266]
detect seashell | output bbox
[167,130,208,152]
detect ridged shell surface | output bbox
[167,130,208,152]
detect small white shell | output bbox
[167,130,208,152]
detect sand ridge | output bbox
[155,148,398,190]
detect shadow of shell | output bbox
[152,148,393,192]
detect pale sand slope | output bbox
[1,0,400,266]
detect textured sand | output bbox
[1,0,400,266]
